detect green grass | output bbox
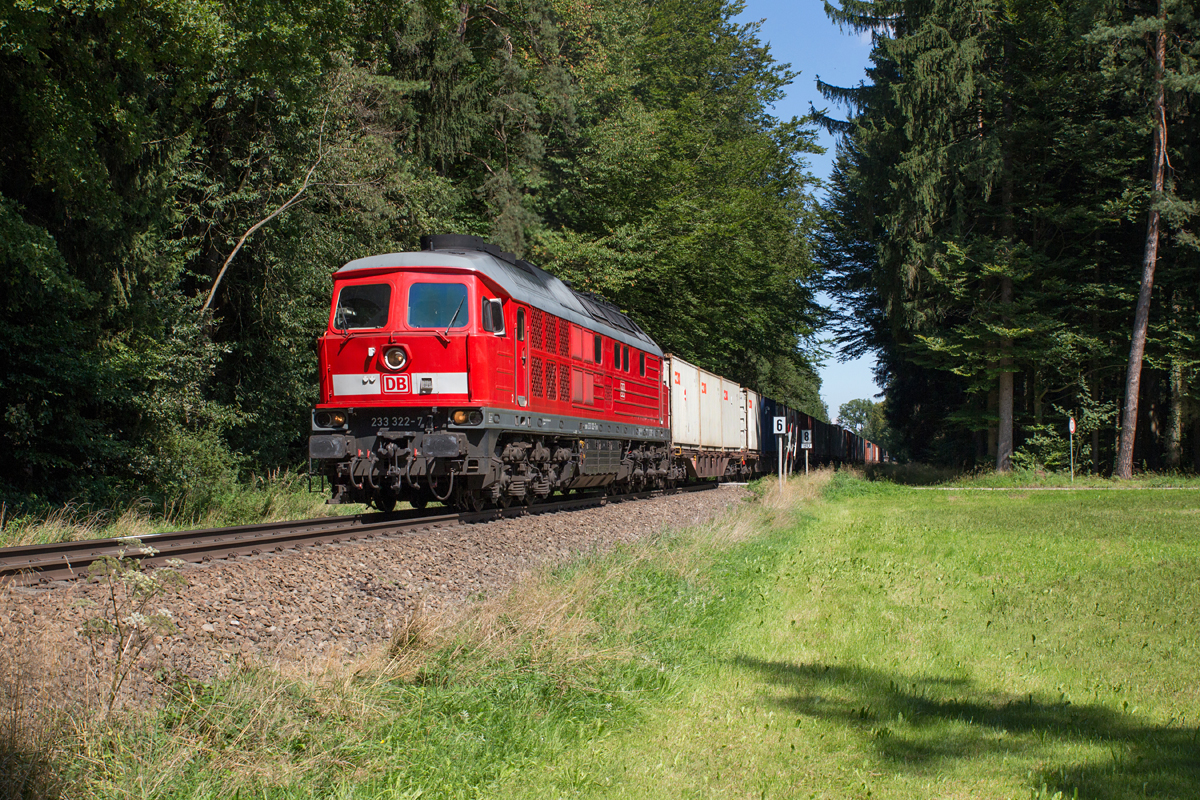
[502,470,1200,798]
[25,470,1200,798]
[946,468,1200,489]
[866,461,1200,489]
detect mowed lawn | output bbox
[502,475,1200,799]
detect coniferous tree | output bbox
[819,0,1197,472]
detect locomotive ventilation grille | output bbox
[558,364,570,400]
[531,309,544,350]
[558,319,570,356]
[532,356,544,397]
[546,361,557,400]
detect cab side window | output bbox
[481,298,505,334]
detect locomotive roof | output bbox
[337,237,663,357]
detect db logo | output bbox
[382,374,410,393]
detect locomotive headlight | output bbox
[382,346,408,371]
[452,410,483,425]
[315,410,348,428]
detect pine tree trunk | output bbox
[987,387,999,462]
[1116,11,1167,480]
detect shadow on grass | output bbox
[735,657,1200,798]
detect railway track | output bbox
[0,483,718,587]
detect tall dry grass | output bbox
[757,468,834,510]
[0,503,160,549]
[0,621,93,800]
[373,562,644,689]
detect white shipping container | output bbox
[699,367,723,449]
[666,355,701,448]
[744,389,760,452]
[720,378,743,450]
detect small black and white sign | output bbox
[800,429,812,449]
[774,416,786,435]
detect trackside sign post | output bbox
[800,429,812,474]
[1069,416,1075,482]
[774,416,786,490]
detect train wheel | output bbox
[373,494,397,513]
[410,495,428,510]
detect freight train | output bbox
[308,235,884,511]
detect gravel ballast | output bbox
[0,486,748,704]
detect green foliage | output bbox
[531,0,825,412]
[818,0,1200,471]
[821,466,900,499]
[838,397,892,449]
[1010,424,1072,472]
[0,0,825,513]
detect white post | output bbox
[1069,416,1076,482]
[774,416,786,491]
[805,449,809,475]
[778,435,784,491]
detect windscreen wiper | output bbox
[334,308,350,338]
[442,296,466,338]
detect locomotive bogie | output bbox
[309,399,673,510]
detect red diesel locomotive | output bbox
[308,235,680,511]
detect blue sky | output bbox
[734,1,882,422]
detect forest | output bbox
[819,0,1199,473]
[2,0,1197,517]
[0,0,825,513]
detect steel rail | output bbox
[0,483,718,587]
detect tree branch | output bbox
[201,105,331,315]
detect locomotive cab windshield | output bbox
[407,282,469,329]
[333,283,391,330]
